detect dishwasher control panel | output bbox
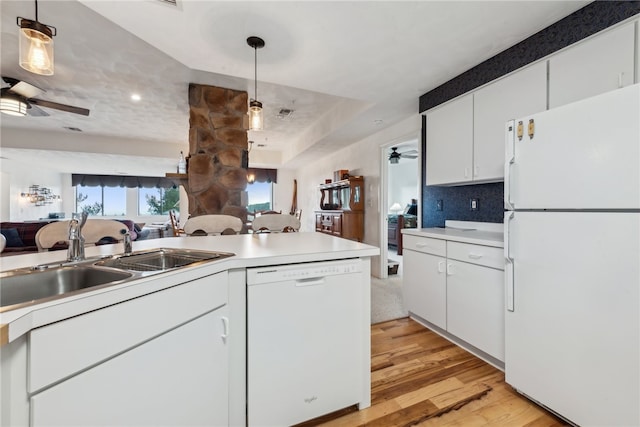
[247,259,363,285]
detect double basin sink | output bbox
[0,248,234,312]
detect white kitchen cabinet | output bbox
[28,272,230,426]
[426,93,473,186]
[403,235,447,329]
[473,62,547,182]
[31,307,229,427]
[403,234,504,362]
[549,22,635,108]
[446,242,504,361]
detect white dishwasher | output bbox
[247,258,364,426]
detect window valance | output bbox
[72,174,176,188]
[246,168,277,184]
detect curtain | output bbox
[246,168,278,184]
[72,174,176,188]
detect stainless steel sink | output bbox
[0,248,234,312]
[0,266,133,309]
[94,248,234,272]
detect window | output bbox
[76,185,127,216]
[247,181,273,213]
[138,187,180,215]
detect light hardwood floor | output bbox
[314,318,567,427]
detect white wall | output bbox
[293,114,420,277]
[0,159,67,222]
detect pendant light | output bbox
[247,36,265,131]
[17,0,57,76]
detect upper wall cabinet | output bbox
[473,62,547,182]
[549,22,636,109]
[426,62,547,186]
[426,94,473,186]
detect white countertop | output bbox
[402,220,504,248]
[0,232,379,344]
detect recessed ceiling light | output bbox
[131,94,141,101]
[374,119,384,126]
[257,144,266,148]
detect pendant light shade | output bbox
[247,36,265,131]
[17,1,57,76]
[249,100,263,131]
[0,92,28,116]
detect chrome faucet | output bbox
[67,212,88,262]
[121,229,132,256]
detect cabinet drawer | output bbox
[447,241,503,270]
[403,235,446,257]
[29,271,228,393]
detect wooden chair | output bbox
[183,215,243,236]
[252,214,300,233]
[169,210,185,236]
[35,219,128,251]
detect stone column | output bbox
[187,83,248,221]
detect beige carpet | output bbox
[371,274,408,324]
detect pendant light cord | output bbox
[34,0,39,22]
[254,45,258,101]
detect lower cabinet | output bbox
[315,210,364,242]
[403,235,505,362]
[28,272,230,426]
[403,248,446,329]
[31,307,229,427]
[446,259,504,361]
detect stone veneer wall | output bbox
[187,83,248,221]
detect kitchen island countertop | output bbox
[0,232,379,345]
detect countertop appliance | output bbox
[504,84,639,426]
[247,258,365,426]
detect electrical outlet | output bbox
[436,199,443,211]
[470,198,479,211]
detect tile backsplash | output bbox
[421,182,504,228]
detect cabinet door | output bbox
[473,62,547,182]
[31,307,230,427]
[331,214,342,236]
[446,261,504,361]
[315,213,322,231]
[426,93,473,185]
[549,22,635,108]
[403,249,447,329]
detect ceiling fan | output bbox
[0,76,90,117]
[389,147,418,164]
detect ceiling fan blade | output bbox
[27,104,50,117]
[12,81,45,99]
[402,154,418,159]
[30,99,90,116]
[400,149,418,155]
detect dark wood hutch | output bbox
[315,176,364,242]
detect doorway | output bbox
[379,136,420,279]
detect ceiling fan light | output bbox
[389,156,399,164]
[18,17,55,76]
[0,95,27,116]
[249,99,263,131]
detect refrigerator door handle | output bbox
[504,120,515,211]
[504,211,515,312]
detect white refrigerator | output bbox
[504,83,639,426]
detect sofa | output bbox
[0,219,139,255]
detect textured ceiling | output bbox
[0,0,589,175]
